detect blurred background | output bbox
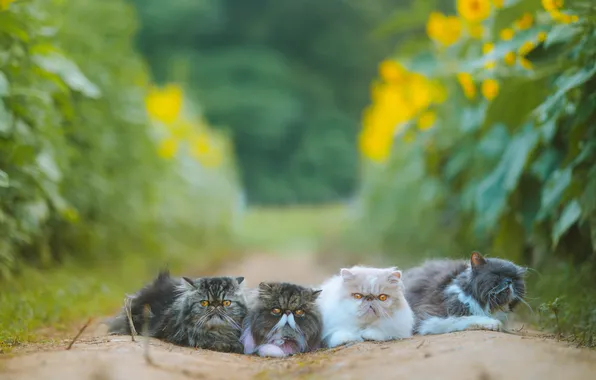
[0,0,595,351]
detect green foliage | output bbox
[351,1,596,344]
[128,0,403,204]
[0,0,239,278]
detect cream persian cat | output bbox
[317,266,414,348]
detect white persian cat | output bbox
[317,265,414,348]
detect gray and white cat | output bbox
[108,270,247,353]
[403,251,527,335]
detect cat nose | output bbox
[285,310,291,315]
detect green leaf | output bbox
[0,71,9,96]
[538,167,572,220]
[0,169,8,188]
[32,53,101,98]
[474,123,539,231]
[590,214,596,252]
[552,199,581,247]
[534,65,596,120]
[544,24,582,49]
[0,99,13,134]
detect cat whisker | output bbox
[516,296,534,315]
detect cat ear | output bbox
[311,289,322,299]
[340,268,355,281]
[182,277,197,288]
[470,251,487,268]
[388,270,402,284]
[235,276,245,285]
[258,282,272,291]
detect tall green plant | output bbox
[353,0,596,344]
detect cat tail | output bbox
[108,269,180,336]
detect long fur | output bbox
[317,266,414,348]
[108,271,248,353]
[241,282,322,357]
[403,252,526,335]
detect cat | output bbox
[108,270,247,353]
[240,282,323,357]
[402,251,527,335]
[317,266,414,348]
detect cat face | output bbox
[251,282,322,354]
[182,276,247,330]
[340,266,405,321]
[468,252,526,312]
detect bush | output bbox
[351,0,596,345]
[0,0,239,278]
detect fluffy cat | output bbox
[108,270,247,353]
[240,282,323,357]
[317,266,414,348]
[403,251,527,335]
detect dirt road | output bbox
[1,252,595,380]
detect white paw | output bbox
[257,344,286,358]
[361,329,387,341]
[467,318,503,332]
[326,331,363,348]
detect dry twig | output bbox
[124,296,137,342]
[143,304,155,366]
[66,317,93,350]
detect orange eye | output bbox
[378,294,388,301]
[223,300,231,307]
[353,293,363,300]
[271,308,282,315]
[200,300,209,307]
[294,309,305,316]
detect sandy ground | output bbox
[1,252,595,380]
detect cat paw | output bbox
[257,344,287,358]
[361,329,387,341]
[326,331,363,348]
[467,318,503,332]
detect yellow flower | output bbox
[518,41,535,56]
[519,57,533,70]
[427,12,462,46]
[504,51,516,66]
[515,13,534,30]
[457,0,491,23]
[0,0,16,11]
[492,0,505,8]
[482,43,494,54]
[500,28,514,41]
[457,73,476,100]
[379,60,406,83]
[157,137,178,159]
[481,79,500,101]
[467,22,484,39]
[537,31,548,43]
[145,84,183,125]
[358,124,394,163]
[417,111,437,131]
[542,0,563,12]
[550,11,578,24]
[190,133,211,157]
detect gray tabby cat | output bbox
[240,282,323,357]
[403,251,526,335]
[109,270,247,353]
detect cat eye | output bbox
[294,309,305,316]
[223,300,232,307]
[200,300,209,307]
[352,293,363,300]
[378,294,388,301]
[271,308,282,315]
